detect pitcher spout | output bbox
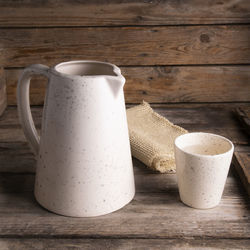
[106,67,126,98]
[52,60,126,97]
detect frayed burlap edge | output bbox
[127,101,188,173]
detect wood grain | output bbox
[6,66,250,105]
[0,167,244,197]
[234,152,250,195]
[0,68,7,116]
[0,177,248,238]
[0,143,36,173]
[0,0,250,27]
[0,238,250,250]
[1,142,249,174]
[0,106,247,138]
[1,25,250,67]
[0,107,248,173]
[235,107,250,136]
[0,106,248,242]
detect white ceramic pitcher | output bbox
[17,60,135,217]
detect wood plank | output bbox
[0,107,41,127]
[0,139,248,174]
[147,103,250,108]
[235,107,250,136]
[2,106,248,144]
[6,66,250,105]
[0,142,36,173]
[0,68,7,116]
[0,165,243,197]
[234,152,250,195]
[0,106,248,240]
[0,238,250,250]
[0,106,248,173]
[1,0,250,27]
[234,145,250,153]
[2,106,244,130]
[0,107,248,145]
[156,108,249,146]
[2,25,250,67]
[0,141,248,174]
[0,175,248,238]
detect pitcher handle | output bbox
[17,64,50,156]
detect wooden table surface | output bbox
[0,106,249,249]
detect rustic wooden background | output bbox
[0,0,250,107]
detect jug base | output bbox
[34,190,135,217]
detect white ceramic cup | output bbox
[174,132,234,209]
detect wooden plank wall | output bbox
[1,0,250,105]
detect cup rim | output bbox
[175,132,234,158]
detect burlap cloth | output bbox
[126,101,188,173]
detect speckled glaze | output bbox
[174,132,234,209]
[17,61,135,217]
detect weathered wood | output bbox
[0,107,248,145]
[6,69,47,106]
[1,0,250,27]
[6,66,250,105]
[0,157,249,238]
[0,140,248,174]
[0,107,248,242]
[235,107,250,136]
[0,142,36,173]
[233,145,250,153]
[156,107,249,145]
[234,152,250,195]
[0,107,41,127]
[0,238,250,250]
[0,68,7,116]
[0,165,243,197]
[0,107,248,173]
[232,106,250,196]
[3,106,245,129]
[2,25,250,67]
[0,141,248,174]
[136,103,250,109]
[0,179,248,238]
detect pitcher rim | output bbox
[51,60,124,80]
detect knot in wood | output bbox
[200,34,210,43]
